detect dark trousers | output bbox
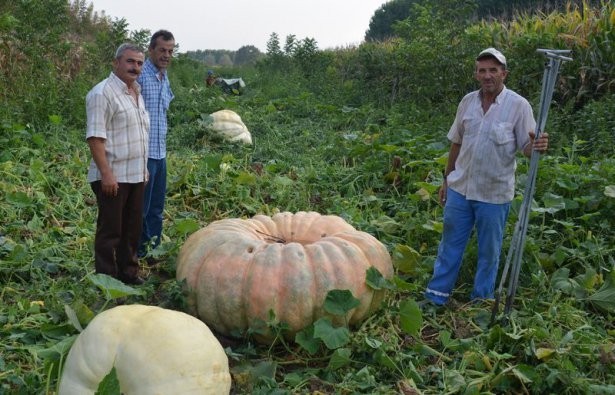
[91,181,145,280]
[140,158,167,256]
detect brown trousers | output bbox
[90,181,144,280]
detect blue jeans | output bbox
[140,158,166,257]
[425,188,510,305]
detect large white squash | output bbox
[210,109,252,144]
[58,305,231,395]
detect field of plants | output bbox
[1,0,614,393]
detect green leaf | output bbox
[374,348,396,369]
[6,191,34,207]
[365,267,394,290]
[88,274,145,300]
[313,318,350,349]
[537,192,566,214]
[364,336,382,349]
[48,114,62,125]
[399,299,422,337]
[249,360,277,381]
[604,185,615,198]
[513,364,538,383]
[174,218,200,235]
[235,171,257,185]
[444,369,466,392]
[295,325,321,355]
[574,268,598,290]
[96,367,121,395]
[323,289,360,316]
[587,272,615,313]
[555,178,579,191]
[327,347,352,370]
[36,335,76,360]
[393,244,421,274]
[422,220,443,233]
[200,154,222,170]
[369,215,399,234]
[535,347,556,360]
[274,175,294,187]
[550,267,580,294]
[64,305,83,332]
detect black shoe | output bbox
[145,257,160,267]
[121,275,145,285]
[417,298,444,313]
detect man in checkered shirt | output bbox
[138,30,175,262]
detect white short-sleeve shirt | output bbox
[446,87,536,204]
[86,72,150,183]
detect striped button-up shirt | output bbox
[86,72,150,183]
[137,59,174,160]
[446,87,536,204]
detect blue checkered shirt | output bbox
[137,59,174,159]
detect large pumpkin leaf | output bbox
[295,326,321,355]
[324,289,360,316]
[35,335,76,361]
[587,270,615,313]
[392,244,421,275]
[534,192,566,214]
[313,318,350,349]
[365,267,395,290]
[88,274,145,299]
[399,299,422,337]
[327,348,352,370]
[550,267,580,295]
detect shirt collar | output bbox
[144,58,166,81]
[109,71,141,94]
[478,85,508,104]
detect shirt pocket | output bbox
[162,87,173,110]
[461,116,481,138]
[490,122,515,145]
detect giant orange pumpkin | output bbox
[176,211,394,342]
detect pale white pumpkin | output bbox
[58,305,231,395]
[210,109,252,144]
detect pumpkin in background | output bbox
[209,109,252,144]
[176,211,394,343]
[58,305,231,395]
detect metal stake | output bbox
[491,49,572,324]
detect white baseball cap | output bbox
[477,48,507,66]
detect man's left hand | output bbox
[530,131,549,153]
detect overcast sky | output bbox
[91,0,389,53]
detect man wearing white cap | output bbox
[423,48,549,307]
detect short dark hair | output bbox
[149,30,175,49]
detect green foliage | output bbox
[365,0,418,42]
[184,46,264,67]
[0,0,127,127]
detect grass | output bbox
[1,80,614,393]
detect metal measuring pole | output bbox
[491,49,572,323]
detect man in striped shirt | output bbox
[86,43,150,285]
[423,48,549,307]
[138,30,175,261]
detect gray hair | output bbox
[114,43,144,60]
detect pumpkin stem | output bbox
[256,230,286,244]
